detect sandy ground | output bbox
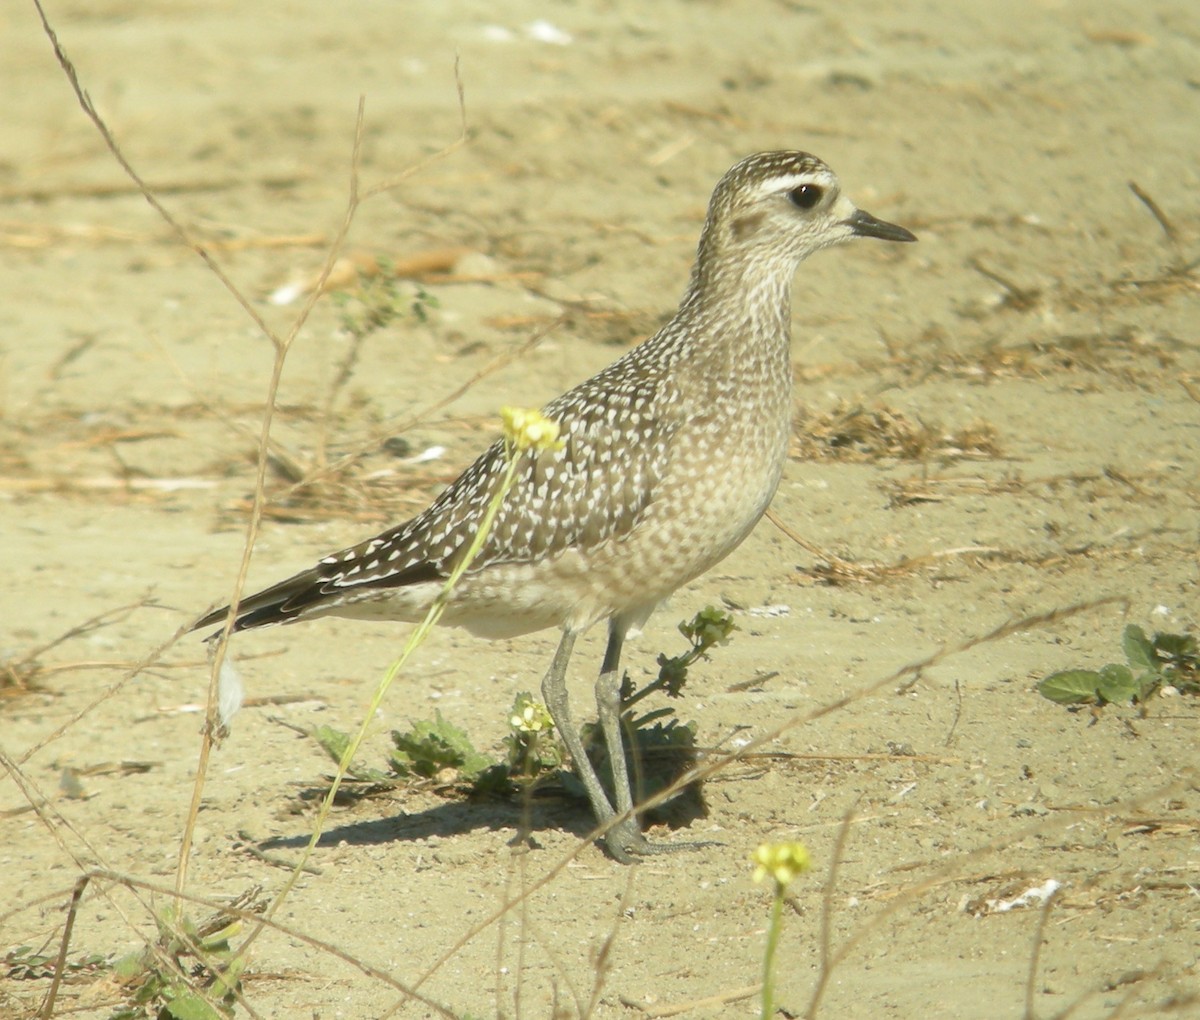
[3,1,1199,1018]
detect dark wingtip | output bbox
[189,558,444,640]
[190,604,241,639]
[190,597,302,638]
[189,576,315,638]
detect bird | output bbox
[193,151,916,862]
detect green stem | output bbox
[761,886,784,1020]
[239,445,522,956]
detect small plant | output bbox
[4,944,106,980]
[752,841,812,1020]
[574,606,732,821]
[108,907,244,1020]
[504,692,562,784]
[409,284,440,324]
[332,260,439,340]
[304,602,731,828]
[308,696,563,800]
[310,723,393,784]
[1038,624,1198,706]
[388,712,495,781]
[624,605,737,706]
[579,708,702,818]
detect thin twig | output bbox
[8,599,155,679]
[764,507,857,568]
[0,751,243,1019]
[584,869,639,1018]
[1023,884,1058,1020]
[393,599,1127,1011]
[806,798,859,1019]
[636,984,761,1017]
[234,831,323,875]
[37,874,89,1020]
[267,316,560,511]
[31,0,275,343]
[945,678,963,747]
[968,256,1041,309]
[1127,181,1179,245]
[177,103,371,898]
[15,869,460,1019]
[15,626,188,767]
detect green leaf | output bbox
[164,992,225,1020]
[471,763,517,796]
[132,971,165,1004]
[457,752,493,780]
[1152,631,1197,662]
[311,724,352,765]
[308,726,392,781]
[1121,625,1157,674]
[1095,663,1137,704]
[1037,669,1103,704]
[390,713,494,780]
[1136,672,1163,702]
[655,651,690,697]
[112,950,148,980]
[210,956,245,1001]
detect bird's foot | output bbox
[602,817,722,863]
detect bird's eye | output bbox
[787,184,823,209]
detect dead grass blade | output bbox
[16,870,458,1020]
[791,400,1001,463]
[30,0,470,907]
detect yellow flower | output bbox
[752,841,811,890]
[500,406,564,452]
[510,697,553,734]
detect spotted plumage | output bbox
[193,151,916,861]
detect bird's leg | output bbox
[594,622,647,858]
[540,629,623,847]
[542,626,706,863]
[595,619,722,860]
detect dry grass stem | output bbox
[9,5,1196,1017]
[792,400,1000,463]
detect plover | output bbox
[194,151,916,861]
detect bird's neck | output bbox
[677,251,797,360]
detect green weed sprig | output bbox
[621,605,736,710]
[752,841,811,1020]
[238,407,562,956]
[1038,623,1198,706]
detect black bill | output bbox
[847,208,917,243]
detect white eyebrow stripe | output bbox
[753,171,835,198]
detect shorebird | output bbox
[194,151,915,861]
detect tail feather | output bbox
[191,565,327,634]
[191,560,443,636]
